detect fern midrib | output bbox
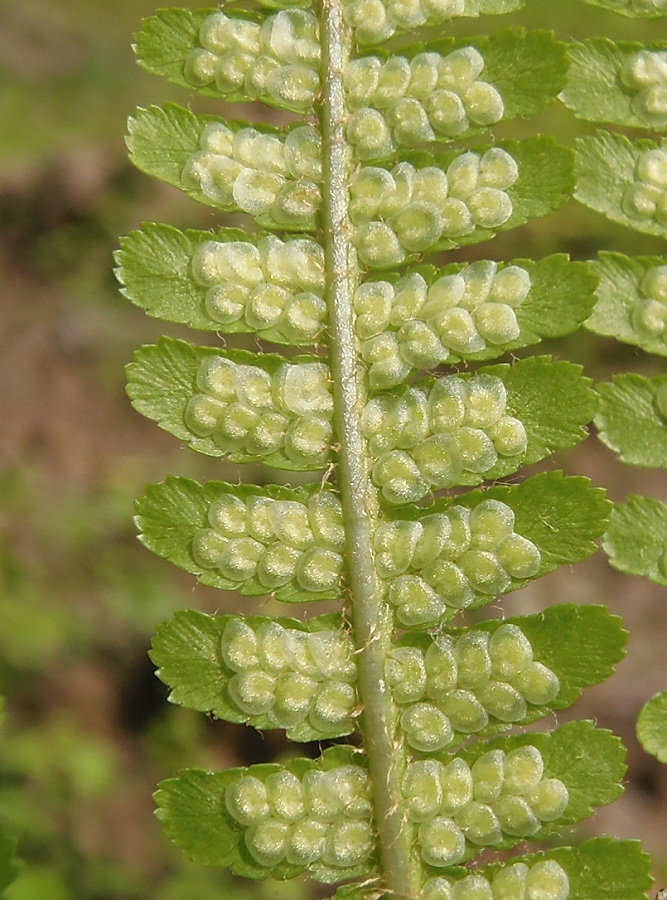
[320,3,416,896]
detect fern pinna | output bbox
[562,2,667,768]
[116,1,653,897]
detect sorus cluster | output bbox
[621,50,667,127]
[422,859,570,900]
[403,747,569,866]
[190,236,326,342]
[344,47,504,157]
[220,618,358,731]
[378,501,541,627]
[630,264,667,338]
[342,0,465,45]
[363,374,527,504]
[182,122,321,227]
[350,150,518,267]
[184,10,321,111]
[192,490,344,593]
[224,764,373,868]
[183,356,333,466]
[355,261,531,389]
[389,624,559,750]
[622,146,667,224]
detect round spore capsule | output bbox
[489,624,534,680]
[452,875,493,900]
[218,537,264,582]
[491,862,530,899]
[440,690,489,734]
[397,321,445,369]
[322,820,374,867]
[418,817,466,867]
[632,298,667,336]
[422,877,455,900]
[265,770,305,822]
[439,758,473,814]
[285,630,319,676]
[455,801,502,846]
[386,647,427,703]
[478,148,519,191]
[494,795,540,837]
[469,500,515,550]
[511,662,560,706]
[255,622,291,673]
[302,769,348,821]
[411,433,462,486]
[308,493,345,550]
[307,629,356,681]
[256,542,301,589]
[374,520,423,577]
[225,776,270,825]
[458,550,511,595]
[402,760,444,821]
[272,673,316,726]
[372,452,429,505]
[309,681,356,732]
[475,680,527,723]
[489,265,531,306]
[354,280,394,339]
[439,506,472,558]
[245,818,290,866]
[455,428,498,477]
[488,416,528,457]
[354,221,406,268]
[285,818,328,865]
[221,618,259,672]
[641,264,667,302]
[525,860,569,900]
[471,750,504,803]
[328,765,372,819]
[245,283,289,330]
[463,81,504,127]
[208,494,247,538]
[412,515,453,569]
[345,56,382,108]
[185,48,218,87]
[428,310,480,356]
[400,702,454,752]
[204,283,248,324]
[467,188,513,229]
[502,745,545,795]
[266,65,321,109]
[347,108,395,160]
[474,303,520,344]
[455,632,492,689]
[423,559,475,609]
[228,670,276,715]
[192,528,227,569]
[195,356,237,400]
[527,779,569,822]
[267,500,312,549]
[425,637,458,698]
[495,534,541,579]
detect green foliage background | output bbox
[0,0,666,896]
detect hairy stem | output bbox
[320,3,417,896]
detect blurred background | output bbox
[0,0,666,897]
